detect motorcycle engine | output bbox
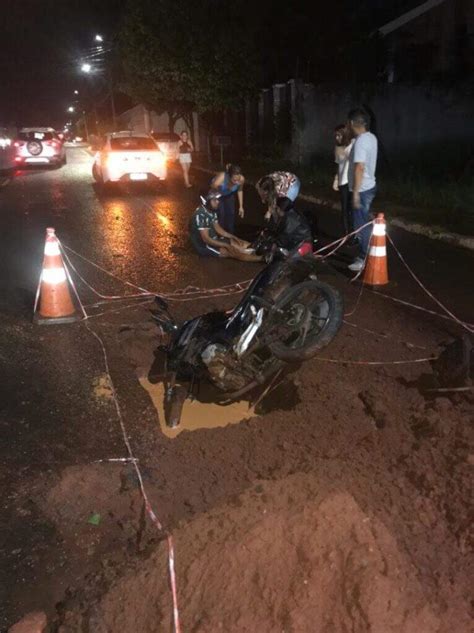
[201,343,248,391]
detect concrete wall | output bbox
[293,83,474,160]
[116,104,200,151]
[248,80,474,162]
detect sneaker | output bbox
[348,257,365,272]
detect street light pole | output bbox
[95,34,116,131]
[82,110,90,143]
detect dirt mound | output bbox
[58,473,470,633]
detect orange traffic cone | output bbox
[34,228,79,324]
[362,213,389,286]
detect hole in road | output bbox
[118,322,300,437]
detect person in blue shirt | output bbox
[211,164,245,233]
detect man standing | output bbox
[347,108,378,272]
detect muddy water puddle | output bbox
[119,322,300,438]
[138,374,256,438]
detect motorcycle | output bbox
[150,245,344,428]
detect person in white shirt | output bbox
[333,124,355,238]
[347,108,378,272]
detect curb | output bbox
[194,166,474,252]
[389,218,474,251]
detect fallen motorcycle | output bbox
[150,247,343,427]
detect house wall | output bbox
[117,105,201,151]
[385,0,474,81]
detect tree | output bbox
[119,0,260,133]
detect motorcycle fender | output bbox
[234,306,264,357]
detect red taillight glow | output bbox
[14,141,23,148]
[297,242,313,256]
[15,156,22,162]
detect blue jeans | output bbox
[286,178,301,202]
[352,187,376,257]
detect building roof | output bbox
[378,0,446,37]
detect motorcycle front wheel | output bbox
[267,279,343,362]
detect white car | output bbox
[92,132,167,186]
[14,128,66,167]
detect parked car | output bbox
[0,128,16,172]
[14,128,66,167]
[151,132,180,161]
[92,131,167,186]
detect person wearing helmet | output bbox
[189,190,261,260]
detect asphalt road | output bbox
[0,147,472,629]
[1,146,473,322]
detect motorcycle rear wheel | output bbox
[267,279,343,362]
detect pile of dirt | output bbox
[57,471,471,633]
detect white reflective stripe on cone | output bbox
[369,246,387,257]
[42,267,67,284]
[372,223,386,236]
[44,241,61,256]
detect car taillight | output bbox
[14,141,24,148]
[297,242,313,257]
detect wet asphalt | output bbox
[1,146,472,320]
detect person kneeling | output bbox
[190,191,262,261]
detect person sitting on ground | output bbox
[189,190,261,260]
[211,164,245,233]
[256,171,301,221]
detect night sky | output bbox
[0,0,122,127]
[0,0,419,129]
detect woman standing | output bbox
[256,171,300,221]
[333,124,354,236]
[178,130,194,188]
[211,164,245,233]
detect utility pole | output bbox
[109,70,117,131]
[82,111,90,143]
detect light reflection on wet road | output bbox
[0,147,264,303]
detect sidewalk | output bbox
[194,160,474,251]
